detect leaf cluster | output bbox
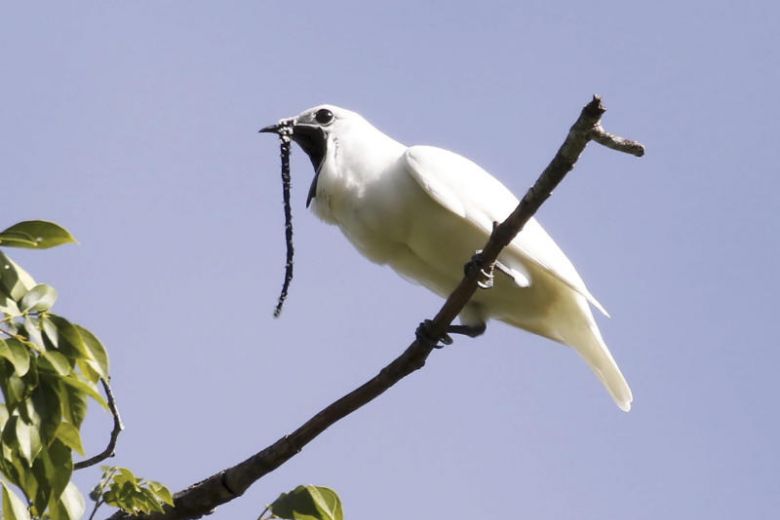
[90,466,173,517]
[0,221,106,519]
[264,485,343,520]
[3,222,342,520]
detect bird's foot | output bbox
[465,251,518,289]
[416,319,452,349]
[465,251,494,289]
[415,320,487,348]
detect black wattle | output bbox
[306,170,319,208]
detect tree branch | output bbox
[106,95,644,520]
[75,378,124,470]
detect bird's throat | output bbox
[290,125,327,207]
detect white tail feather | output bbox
[553,295,633,412]
[570,323,633,412]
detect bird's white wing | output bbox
[403,145,608,316]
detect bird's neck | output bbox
[311,125,405,223]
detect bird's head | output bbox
[261,104,361,206]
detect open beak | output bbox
[259,122,282,134]
[259,118,295,134]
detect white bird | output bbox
[261,105,632,412]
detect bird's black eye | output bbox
[315,108,334,125]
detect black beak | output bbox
[259,123,283,134]
[259,117,295,134]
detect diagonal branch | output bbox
[75,378,124,470]
[106,95,644,520]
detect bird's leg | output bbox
[447,322,487,338]
[416,320,487,349]
[465,251,495,289]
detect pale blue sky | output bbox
[2,1,779,518]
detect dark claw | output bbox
[416,320,486,348]
[415,319,451,349]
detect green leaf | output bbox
[2,416,25,461]
[0,415,41,503]
[0,339,31,376]
[42,316,80,360]
[0,252,36,302]
[15,418,42,467]
[22,316,44,349]
[60,376,107,410]
[54,423,84,456]
[148,481,174,506]
[36,439,72,505]
[19,399,40,433]
[73,325,109,380]
[110,466,136,487]
[48,482,84,520]
[31,378,62,446]
[39,351,72,377]
[270,485,344,520]
[2,482,31,520]
[19,362,38,396]
[41,316,59,348]
[76,360,101,384]
[1,373,27,410]
[0,294,20,316]
[46,316,109,380]
[0,221,77,250]
[139,487,167,513]
[309,486,342,520]
[20,284,58,313]
[57,380,88,428]
[2,455,37,508]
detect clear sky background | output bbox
[2,1,779,519]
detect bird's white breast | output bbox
[309,127,416,264]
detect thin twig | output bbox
[590,122,645,156]
[105,95,644,520]
[88,499,106,520]
[75,378,124,470]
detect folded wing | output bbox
[403,145,608,316]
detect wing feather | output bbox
[403,145,608,316]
